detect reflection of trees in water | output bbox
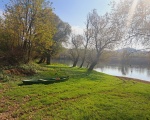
[53,59,150,80]
[137,67,145,74]
[118,64,149,76]
[146,68,150,77]
[95,64,105,72]
[100,67,104,72]
[117,64,133,75]
[120,65,129,75]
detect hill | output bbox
[116,47,137,53]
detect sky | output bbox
[0,0,115,34]
[50,0,112,34]
[50,0,111,27]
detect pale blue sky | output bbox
[0,0,113,29]
[50,0,111,28]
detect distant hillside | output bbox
[116,47,137,53]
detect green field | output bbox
[0,64,150,120]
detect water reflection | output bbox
[95,64,150,82]
[52,59,150,82]
[147,68,150,77]
[120,65,129,75]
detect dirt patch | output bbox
[0,94,29,120]
[116,76,150,84]
[0,104,19,120]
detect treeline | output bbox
[58,48,150,67]
[1,0,150,71]
[0,0,71,66]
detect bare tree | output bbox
[79,14,92,68]
[133,0,150,49]
[112,0,150,49]
[87,10,124,71]
[69,34,83,67]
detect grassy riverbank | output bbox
[0,63,150,120]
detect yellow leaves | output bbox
[33,8,56,50]
[2,0,59,58]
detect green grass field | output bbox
[0,63,150,120]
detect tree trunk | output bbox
[86,62,90,68]
[38,56,45,64]
[88,60,98,71]
[88,52,101,71]
[72,59,78,67]
[79,56,85,68]
[23,40,27,50]
[88,56,100,71]
[79,46,88,68]
[27,48,31,63]
[80,52,86,68]
[72,56,79,67]
[46,54,51,65]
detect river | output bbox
[95,64,150,82]
[52,59,150,82]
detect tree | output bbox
[4,0,56,64]
[79,14,92,68]
[87,10,124,71]
[37,14,71,64]
[46,15,71,64]
[112,0,150,49]
[70,34,83,67]
[0,16,24,65]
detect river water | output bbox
[52,60,150,82]
[95,64,150,82]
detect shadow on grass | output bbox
[68,70,103,81]
[18,65,104,86]
[44,65,71,69]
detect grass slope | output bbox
[0,64,150,120]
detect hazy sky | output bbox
[0,0,115,34]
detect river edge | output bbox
[116,76,150,84]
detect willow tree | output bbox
[37,14,71,65]
[70,34,83,67]
[46,15,71,64]
[4,0,56,63]
[88,10,124,71]
[79,14,92,68]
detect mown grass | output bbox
[0,63,150,120]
